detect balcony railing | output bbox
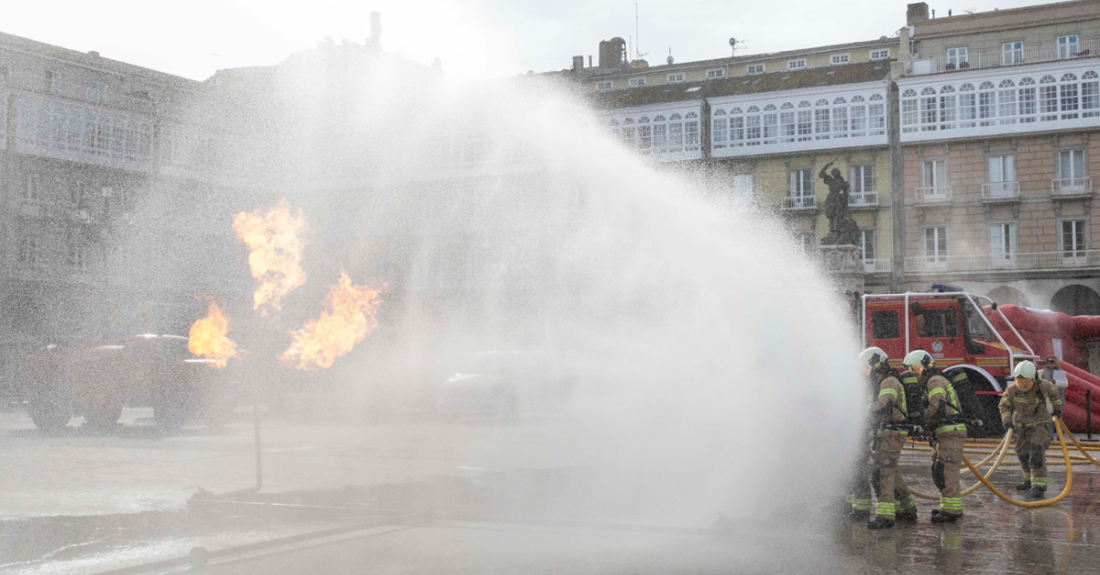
[904,249,1100,273]
[906,38,1100,76]
[1052,177,1092,195]
[915,186,952,204]
[863,258,892,273]
[849,191,879,208]
[981,181,1020,200]
[781,196,817,211]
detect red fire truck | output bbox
[861,289,1100,435]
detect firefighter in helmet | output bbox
[903,349,966,523]
[858,347,918,529]
[998,360,1063,498]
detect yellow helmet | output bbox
[903,349,934,370]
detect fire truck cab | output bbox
[862,290,1039,433]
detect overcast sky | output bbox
[6,0,1049,80]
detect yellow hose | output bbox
[960,417,1072,508]
[1057,419,1100,468]
[907,429,1013,500]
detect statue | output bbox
[819,158,861,246]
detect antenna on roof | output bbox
[667,46,674,65]
[729,37,746,57]
[633,2,647,59]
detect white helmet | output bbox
[903,349,934,369]
[1013,360,1037,380]
[860,347,889,369]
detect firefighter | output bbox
[999,360,1063,498]
[860,347,918,529]
[903,349,966,523]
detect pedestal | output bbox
[818,243,866,295]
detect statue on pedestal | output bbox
[819,158,861,246]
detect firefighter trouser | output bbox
[871,431,915,519]
[1015,424,1051,489]
[931,429,966,516]
[850,455,873,514]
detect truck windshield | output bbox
[961,301,995,341]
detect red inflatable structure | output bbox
[988,305,1100,434]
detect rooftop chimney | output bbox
[572,55,584,73]
[907,3,930,25]
[370,12,382,47]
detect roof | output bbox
[587,60,892,110]
[912,0,1100,41]
[582,37,899,79]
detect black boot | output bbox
[848,509,870,521]
[1015,481,1032,491]
[1031,486,1046,499]
[895,509,918,522]
[931,512,960,523]
[867,516,895,530]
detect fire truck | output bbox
[861,289,1100,435]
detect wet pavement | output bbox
[4,407,1100,573]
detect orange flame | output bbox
[188,301,240,369]
[232,200,308,316]
[280,272,384,370]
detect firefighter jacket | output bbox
[867,375,907,430]
[998,381,1063,428]
[925,373,966,435]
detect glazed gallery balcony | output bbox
[905,39,1100,76]
[904,249,1100,273]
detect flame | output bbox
[188,301,240,369]
[232,200,308,316]
[280,272,384,370]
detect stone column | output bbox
[819,244,866,295]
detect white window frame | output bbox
[706,68,725,79]
[1058,148,1087,191]
[870,49,889,61]
[666,73,684,83]
[990,222,1018,265]
[596,81,613,91]
[850,164,875,201]
[629,77,647,88]
[1058,35,1080,59]
[860,229,876,262]
[831,53,850,65]
[1060,218,1088,262]
[923,226,948,267]
[788,59,807,70]
[789,168,813,198]
[946,47,968,69]
[1003,41,1024,65]
[987,153,1017,195]
[746,64,764,75]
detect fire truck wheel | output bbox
[84,397,123,429]
[27,386,73,431]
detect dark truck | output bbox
[17,334,235,431]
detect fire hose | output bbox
[905,428,1013,500]
[959,417,1073,508]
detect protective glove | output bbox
[1052,410,1062,419]
[1003,422,1013,434]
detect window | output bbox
[924,226,948,266]
[780,105,796,143]
[17,236,39,266]
[988,154,1016,195]
[731,174,754,201]
[763,105,778,145]
[990,223,1017,263]
[796,104,812,141]
[596,81,612,91]
[1062,219,1087,257]
[22,173,43,204]
[860,229,876,262]
[1058,149,1086,189]
[1019,77,1037,122]
[1040,75,1058,121]
[850,96,867,137]
[831,54,850,65]
[871,311,900,339]
[814,103,830,139]
[667,73,684,83]
[790,169,813,198]
[917,307,959,338]
[747,64,764,75]
[1061,73,1079,119]
[939,86,957,129]
[668,114,683,149]
[851,165,874,195]
[921,87,938,130]
[1084,72,1100,117]
[959,84,977,127]
[1058,35,1079,59]
[997,80,1016,124]
[870,49,890,61]
[1003,41,1024,65]
[788,59,806,70]
[706,68,725,79]
[46,70,61,94]
[652,116,667,152]
[712,110,729,148]
[90,81,106,104]
[629,77,646,87]
[946,47,968,69]
[978,81,995,126]
[923,159,947,188]
[637,117,651,152]
[684,112,700,149]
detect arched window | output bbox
[978,82,996,126]
[833,97,847,105]
[815,101,831,139]
[713,109,727,116]
[620,118,636,147]
[764,104,777,111]
[685,112,700,149]
[1061,73,1080,119]
[1020,77,1036,85]
[667,114,684,149]
[638,116,650,123]
[1040,75,1058,121]
[652,116,668,151]
[730,107,742,114]
[901,90,918,131]
[921,87,939,130]
[654,115,666,122]
[745,106,761,144]
[832,97,848,138]
[712,109,730,147]
[669,113,682,120]
[798,100,812,108]
[747,105,760,113]
[816,98,830,106]
[781,102,794,109]
[939,85,957,129]
[997,79,1017,124]
[637,117,652,151]
[623,118,635,124]
[851,95,865,102]
[1083,72,1100,117]
[869,94,883,101]
[763,104,778,144]
[868,92,886,135]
